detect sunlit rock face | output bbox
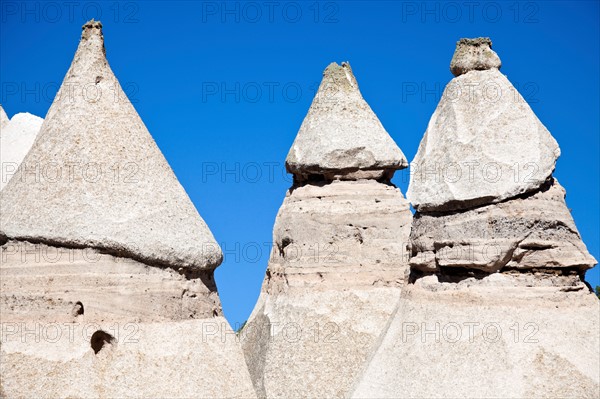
[0,20,222,271]
[286,62,407,182]
[242,62,412,398]
[0,21,255,399]
[0,109,44,191]
[350,38,599,399]
[351,274,600,399]
[406,36,595,276]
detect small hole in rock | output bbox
[73,301,84,316]
[90,330,115,354]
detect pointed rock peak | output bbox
[79,19,105,55]
[0,22,222,271]
[82,19,103,36]
[408,43,559,212]
[286,62,407,182]
[321,62,359,93]
[0,104,9,130]
[450,37,501,76]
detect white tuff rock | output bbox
[242,180,412,398]
[407,50,560,212]
[352,277,600,398]
[286,62,407,181]
[0,112,44,191]
[0,242,256,398]
[0,21,254,399]
[0,20,221,270]
[243,62,412,398]
[381,38,600,398]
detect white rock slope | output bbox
[0,111,44,190]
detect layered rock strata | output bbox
[0,21,255,398]
[351,38,599,398]
[242,62,412,398]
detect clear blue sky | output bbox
[2,1,598,327]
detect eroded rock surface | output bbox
[242,181,412,399]
[0,242,255,398]
[360,37,600,399]
[409,179,596,273]
[351,275,600,398]
[407,37,594,275]
[242,63,412,398]
[286,62,407,182]
[0,21,254,398]
[0,20,221,270]
[407,68,560,212]
[450,37,502,77]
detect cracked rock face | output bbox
[0,111,44,191]
[450,37,502,77]
[409,179,596,273]
[286,62,407,181]
[0,20,221,270]
[407,67,560,212]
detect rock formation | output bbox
[450,37,502,77]
[407,38,560,212]
[0,21,255,398]
[0,108,44,191]
[242,62,412,398]
[1,21,221,270]
[351,38,599,398]
[0,104,9,129]
[286,62,407,181]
